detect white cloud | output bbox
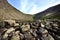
[28,4,41,15]
[20,0,28,11]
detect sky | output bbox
[7,0,60,15]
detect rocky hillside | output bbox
[34,4,60,20]
[0,0,33,21]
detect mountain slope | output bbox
[34,4,60,20]
[0,0,33,21]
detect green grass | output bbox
[41,13,60,20]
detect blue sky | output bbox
[7,0,60,15]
